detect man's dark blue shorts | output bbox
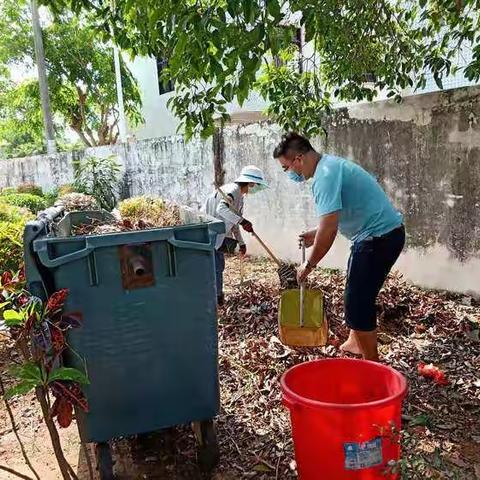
[345,226,405,332]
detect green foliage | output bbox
[3,308,26,327]
[257,61,331,138]
[0,201,32,222]
[74,155,120,211]
[0,78,50,158]
[38,0,480,139]
[1,277,89,404]
[1,193,47,213]
[16,183,43,196]
[0,186,16,196]
[0,202,33,272]
[409,414,432,428]
[44,188,59,207]
[48,367,89,384]
[5,363,44,399]
[0,0,143,157]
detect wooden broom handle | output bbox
[213,183,282,266]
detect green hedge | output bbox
[1,193,47,214]
[0,203,34,273]
[0,187,17,195]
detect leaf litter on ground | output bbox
[217,256,480,479]
[1,256,479,479]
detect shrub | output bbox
[0,187,17,195]
[1,193,47,214]
[0,202,32,223]
[44,188,59,207]
[74,155,120,211]
[16,183,44,197]
[119,196,180,227]
[0,202,34,272]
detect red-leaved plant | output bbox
[1,267,89,480]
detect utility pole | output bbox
[30,0,56,154]
[113,44,128,143]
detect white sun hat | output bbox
[235,165,268,187]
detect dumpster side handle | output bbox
[168,235,216,252]
[35,239,95,268]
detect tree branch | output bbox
[0,374,41,480]
[69,123,93,148]
[0,465,35,480]
[107,118,119,144]
[35,387,76,480]
[75,86,97,146]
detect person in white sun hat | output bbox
[203,165,268,306]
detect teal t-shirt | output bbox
[311,154,403,242]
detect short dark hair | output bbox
[273,132,315,159]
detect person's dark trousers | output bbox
[344,226,406,331]
[214,249,225,306]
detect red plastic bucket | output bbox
[281,359,407,480]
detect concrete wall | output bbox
[1,86,479,295]
[224,87,480,295]
[0,136,213,212]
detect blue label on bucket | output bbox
[344,437,382,470]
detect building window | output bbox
[156,58,174,95]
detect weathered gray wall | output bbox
[224,87,480,295]
[0,137,213,211]
[1,86,479,294]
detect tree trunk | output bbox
[76,86,97,146]
[35,386,77,480]
[70,124,93,148]
[30,0,56,154]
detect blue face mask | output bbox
[287,170,306,183]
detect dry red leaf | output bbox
[417,362,450,386]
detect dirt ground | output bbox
[1,256,479,479]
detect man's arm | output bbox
[298,212,339,283]
[308,212,339,265]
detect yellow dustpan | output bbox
[278,242,328,347]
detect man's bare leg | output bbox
[354,329,379,361]
[340,329,362,355]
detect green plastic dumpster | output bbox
[23,205,225,478]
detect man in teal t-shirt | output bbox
[273,132,405,361]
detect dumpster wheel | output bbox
[95,442,115,480]
[192,420,220,472]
